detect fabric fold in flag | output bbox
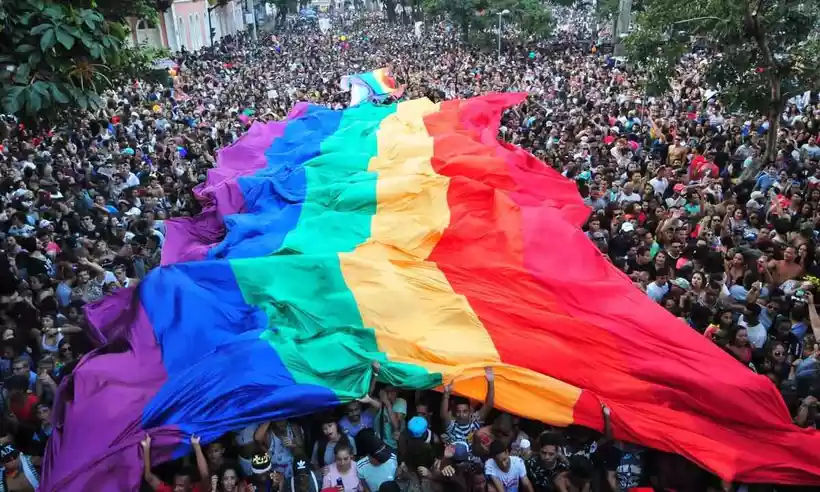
[43,93,820,491]
[339,67,402,106]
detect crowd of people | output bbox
[0,5,818,492]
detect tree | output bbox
[67,0,162,22]
[625,0,820,172]
[0,0,126,123]
[421,0,553,43]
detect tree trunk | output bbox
[740,73,782,182]
[384,0,396,23]
[762,75,783,165]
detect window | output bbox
[188,14,194,48]
[178,16,185,49]
[194,14,201,48]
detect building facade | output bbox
[126,0,254,51]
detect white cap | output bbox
[520,439,531,450]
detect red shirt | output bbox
[10,394,39,423]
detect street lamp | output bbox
[497,9,510,59]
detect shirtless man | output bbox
[0,444,39,492]
[768,246,804,287]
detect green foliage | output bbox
[625,0,820,163]
[108,44,173,86]
[68,0,161,22]
[421,0,553,42]
[626,0,820,110]
[0,0,126,121]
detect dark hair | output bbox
[378,481,401,492]
[537,431,565,448]
[317,429,351,468]
[333,442,353,458]
[488,440,507,457]
[452,396,470,408]
[568,455,594,481]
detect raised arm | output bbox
[477,367,496,422]
[191,435,211,491]
[140,434,163,490]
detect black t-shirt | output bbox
[626,257,655,276]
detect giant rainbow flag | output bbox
[43,94,820,491]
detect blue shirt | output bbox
[339,410,375,438]
[791,321,809,339]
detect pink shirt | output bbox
[321,463,361,492]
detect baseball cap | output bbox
[370,443,393,463]
[251,452,272,475]
[450,441,469,462]
[0,444,18,463]
[407,416,428,438]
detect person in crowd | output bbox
[355,430,397,492]
[485,440,534,492]
[320,443,360,491]
[1,6,819,492]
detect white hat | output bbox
[621,222,635,233]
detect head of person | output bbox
[172,466,197,492]
[414,399,431,420]
[218,463,242,492]
[320,415,341,441]
[249,451,274,488]
[0,444,19,474]
[452,396,472,424]
[489,440,511,473]
[368,441,393,466]
[346,400,363,423]
[378,481,401,492]
[537,432,564,467]
[567,455,594,490]
[12,356,28,377]
[292,455,317,492]
[207,440,225,467]
[330,441,352,473]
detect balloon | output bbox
[528,52,536,59]
[340,35,347,41]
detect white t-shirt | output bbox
[649,177,668,196]
[738,315,768,349]
[485,455,527,492]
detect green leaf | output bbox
[15,44,36,54]
[55,28,75,50]
[44,5,63,19]
[26,88,43,113]
[2,86,26,114]
[40,28,56,52]
[13,63,30,84]
[28,51,42,67]
[66,26,83,38]
[30,24,51,36]
[18,12,35,25]
[75,92,88,110]
[50,84,68,104]
[32,81,50,97]
[88,92,103,109]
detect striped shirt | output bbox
[445,414,483,446]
